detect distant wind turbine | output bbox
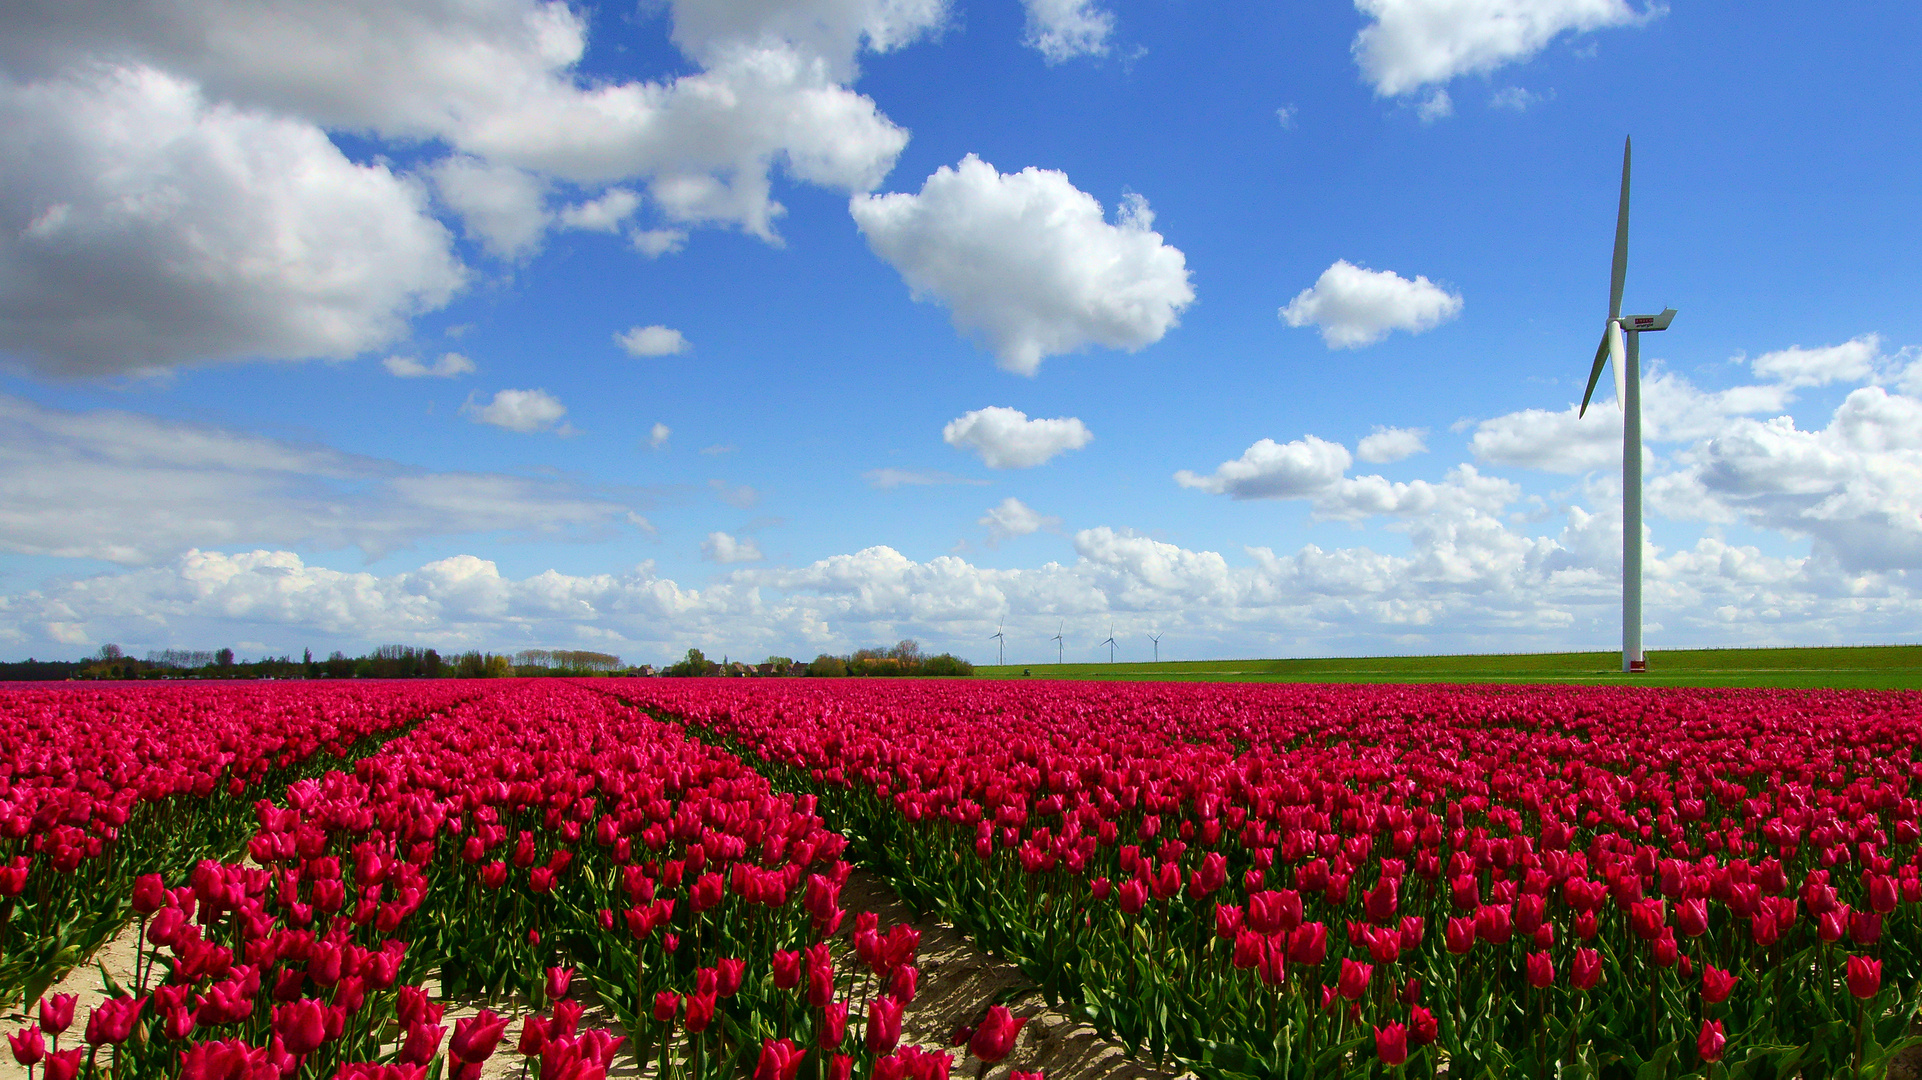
[1101,625,1117,663]
[1578,136,1675,674]
[1148,631,1162,663]
[990,618,1006,666]
[1051,621,1064,665]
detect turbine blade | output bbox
[1609,137,1630,321]
[1579,327,1611,418]
[1612,329,1627,412]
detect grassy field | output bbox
[974,644,1922,689]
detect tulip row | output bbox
[5,680,1050,1080]
[0,683,477,1010]
[604,678,1922,1078]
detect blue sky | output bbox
[2,0,1920,666]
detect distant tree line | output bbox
[658,640,973,678]
[0,642,633,681]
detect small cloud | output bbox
[1356,426,1428,464]
[444,323,474,339]
[1022,0,1114,62]
[980,496,1060,546]
[1489,86,1553,111]
[863,468,992,489]
[627,511,659,536]
[462,388,569,434]
[631,229,688,257]
[709,479,759,508]
[701,531,763,563]
[1275,104,1298,129]
[559,188,641,232]
[616,325,690,357]
[943,406,1093,468]
[1280,260,1463,349]
[384,352,475,379]
[1176,435,1351,500]
[700,444,737,456]
[648,422,671,449]
[1417,88,1454,123]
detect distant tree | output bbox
[215,647,235,668]
[923,653,975,677]
[98,643,124,661]
[889,639,924,671]
[806,654,847,678]
[325,650,355,679]
[764,656,794,674]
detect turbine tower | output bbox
[1579,136,1676,674]
[1101,625,1117,663]
[990,618,1006,667]
[1148,631,1161,663]
[1051,621,1064,665]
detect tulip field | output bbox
[6,678,1922,1079]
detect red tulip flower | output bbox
[546,967,575,1001]
[1337,959,1373,1002]
[1697,1020,1725,1064]
[818,1000,848,1050]
[1701,966,1738,1005]
[653,991,681,1024]
[867,995,904,1054]
[8,1027,45,1067]
[1525,951,1554,989]
[38,996,76,1038]
[685,991,718,1035]
[773,950,803,991]
[450,1009,511,1063]
[272,999,329,1057]
[753,1039,807,1080]
[1409,1005,1438,1046]
[717,957,747,997]
[1847,955,1882,999]
[1375,1023,1408,1066]
[967,1006,1028,1064]
[84,997,145,1046]
[1571,948,1602,991]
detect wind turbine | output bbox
[1578,136,1676,675]
[1100,625,1117,663]
[1051,621,1064,665]
[1148,631,1162,663]
[989,618,1006,666]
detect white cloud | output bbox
[462,388,568,433]
[0,393,639,565]
[1021,0,1114,63]
[702,531,763,563]
[700,444,737,456]
[616,325,691,357]
[852,155,1194,375]
[1281,260,1462,348]
[1353,0,1650,97]
[0,63,463,378]
[431,154,549,259]
[942,406,1093,468]
[1490,85,1553,110]
[1676,388,1922,572]
[979,497,1059,545]
[384,352,476,378]
[648,422,672,449]
[1749,334,1880,388]
[710,479,760,508]
[0,0,925,354]
[1313,464,1519,522]
[1176,435,1352,499]
[1275,104,1298,129]
[1416,87,1453,122]
[559,187,641,232]
[631,229,689,257]
[863,468,991,489]
[1357,425,1428,463]
[663,0,948,84]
